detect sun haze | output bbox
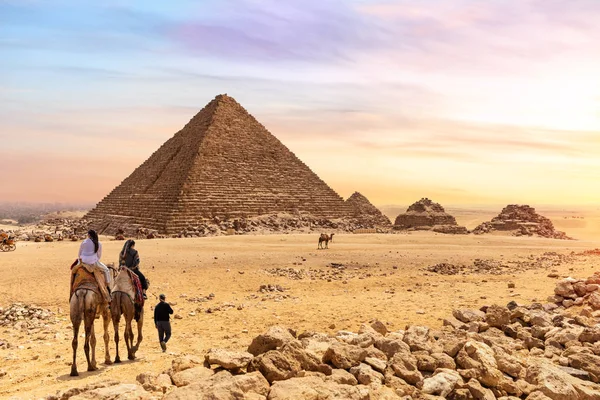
[2,1,600,206]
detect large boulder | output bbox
[388,351,423,385]
[485,305,511,328]
[247,350,301,383]
[267,376,369,400]
[453,309,486,323]
[170,366,214,387]
[349,363,384,385]
[165,371,269,400]
[456,340,504,387]
[205,348,254,371]
[374,336,411,359]
[248,326,296,356]
[171,355,204,373]
[421,368,463,397]
[525,360,580,400]
[402,326,435,353]
[323,342,367,370]
[568,353,600,383]
[69,384,156,400]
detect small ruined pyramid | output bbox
[345,192,392,227]
[393,198,468,234]
[85,95,352,234]
[473,204,572,239]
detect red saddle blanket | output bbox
[125,268,145,307]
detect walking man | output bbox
[154,293,173,352]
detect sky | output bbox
[1,0,600,207]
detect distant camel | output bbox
[111,267,144,362]
[318,233,334,249]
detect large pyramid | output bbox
[85,95,353,234]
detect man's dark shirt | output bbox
[154,301,173,323]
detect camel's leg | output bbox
[122,297,136,360]
[123,318,131,360]
[112,294,122,363]
[133,308,143,354]
[102,307,112,365]
[83,293,97,372]
[70,293,83,377]
[89,319,97,371]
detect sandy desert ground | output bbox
[1,210,600,399]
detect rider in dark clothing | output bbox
[120,240,148,298]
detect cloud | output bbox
[164,0,389,62]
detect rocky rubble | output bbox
[473,205,573,240]
[263,263,395,282]
[5,218,91,242]
[345,192,392,228]
[46,272,600,400]
[175,212,391,238]
[550,272,600,311]
[425,252,575,276]
[0,303,55,329]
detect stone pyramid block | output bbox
[85,94,353,234]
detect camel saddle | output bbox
[113,266,144,307]
[70,261,109,304]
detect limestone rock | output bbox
[327,369,358,385]
[403,325,435,352]
[267,376,369,400]
[247,350,301,383]
[247,326,296,356]
[485,305,511,328]
[453,309,486,323]
[349,363,384,385]
[421,368,463,397]
[69,384,155,400]
[170,366,214,387]
[375,336,411,359]
[205,348,254,371]
[388,351,423,385]
[165,371,269,400]
[322,342,367,370]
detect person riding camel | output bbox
[74,229,111,304]
[119,239,148,299]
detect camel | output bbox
[111,267,144,362]
[318,233,335,249]
[69,264,117,376]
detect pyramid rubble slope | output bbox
[473,204,573,239]
[345,192,392,227]
[394,198,468,234]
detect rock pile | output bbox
[345,192,392,228]
[425,252,575,276]
[551,273,600,310]
[0,303,54,329]
[259,284,285,293]
[394,198,468,235]
[473,205,572,239]
[47,275,600,399]
[263,264,392,282]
